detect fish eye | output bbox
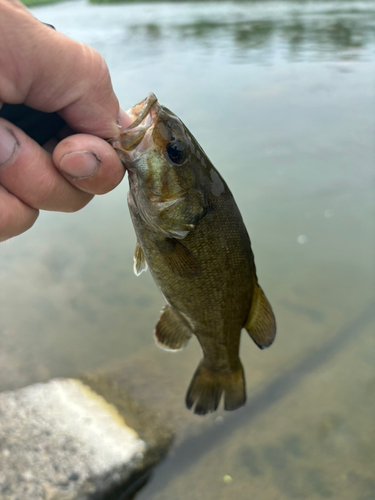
[165,140,186,165]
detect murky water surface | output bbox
[0,1,374,498]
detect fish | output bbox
[109,93,276,415]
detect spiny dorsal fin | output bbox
[134,242,148,276]
[154,305,192,351]
[156,238,201,279]
[244,283,276,349]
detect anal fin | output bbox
[244,282,276,349]
[134,242,148,276]
[154,305,193,351]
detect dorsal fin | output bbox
[154,305,192,351]
[133,242,148,276]
[244,282,276,349]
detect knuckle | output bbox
[82,45,110,85]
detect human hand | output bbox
[0,0,132,242]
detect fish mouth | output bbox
[108,93,159,161]
[126,92,158,130]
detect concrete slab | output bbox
[0,378,172,500]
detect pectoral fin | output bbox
[156,238,201,279]
[244,283,276,349]
[155,305,193,351]
[134,242,148,276]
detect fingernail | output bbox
[118,107,133,130]
[59,151,100,179]
[0,124,18,166]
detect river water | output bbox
[0,1,374,499]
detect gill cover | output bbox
[109,93,209,240]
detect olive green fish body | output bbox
[110,93,276,415]
[130,183,253,347]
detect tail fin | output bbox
[185,360,246,415]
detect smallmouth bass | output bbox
[109,93,276,415]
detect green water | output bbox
[0,1,374,498]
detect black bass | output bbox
[109,93,276,415]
